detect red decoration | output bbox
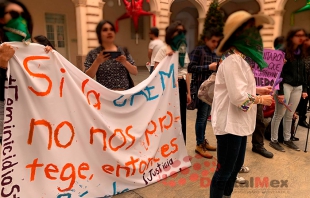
[115,0,156,33]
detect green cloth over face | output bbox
[170,32,187,67]
[3,16,31,44]
[227,27,267,70]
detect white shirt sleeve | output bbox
[154,46,167,63]
[221,55,254,108]
[149,41,155,50]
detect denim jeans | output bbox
[210,134,247,198]
[271,84,302,142]
[195,101,211,145]
[252,104,266,149]
[149,66,154,74]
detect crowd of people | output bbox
[1,0,310,197]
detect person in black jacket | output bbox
[270,28,308,152]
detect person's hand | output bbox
[44,46,53,53]
[284,59,287,63]
[302,92,308,99]
[166,50,174,56]
[260,95,274,106]
[277,95,285,104]
[115,55,127,64]
[209,62,218,71]
[186,93,191,105]
[0,43,15,69]
[95,51,110,64]
[256,86,273,95]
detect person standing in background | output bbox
[148,27,164,74]
[188,28,222,159]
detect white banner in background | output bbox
[0,43,191,197]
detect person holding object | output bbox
[270,28,308,152]
[188,28,222,159]
[209,11,274,198]
[154,21,191,143]
[84,20,138,91]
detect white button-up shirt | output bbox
[211,54,257,136]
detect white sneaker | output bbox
[235,176,246,184]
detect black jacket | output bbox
[278,48,307,95]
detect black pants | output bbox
[178,79,187,143]
[252,104,266,149]
[297,96,308,122]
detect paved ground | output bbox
[112,67,310,198]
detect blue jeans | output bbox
[195,101,211,145]
[210,134,247,198]
[149,66,154,74]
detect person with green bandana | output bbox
[209,11,274,198]
[154,21,191,144]
[0,0,32,144]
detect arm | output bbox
[148,41,154,61]
[223,55,267,111]
[148,49,153,61]
[153,47,166,69]
[116,53,138,75]
[188,48,216,73]
[0,43,15,69]
[84,52,100,78]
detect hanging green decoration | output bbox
[291,0,310,25]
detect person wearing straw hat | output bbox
[209,11,274,198]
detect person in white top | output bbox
[154,21,191,144]
[209,11,274,198]
[148,27,164,74]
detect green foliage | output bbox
[198,0,224,45]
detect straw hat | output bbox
[216,10,274,56]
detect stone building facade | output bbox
[23,0,310,69]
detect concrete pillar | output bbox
[197,17,205,38]
[273,9,286,38]
[72,0,88,70]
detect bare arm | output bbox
[148,49,153,61]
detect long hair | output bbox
[95,20,115,45]
[0,0,33,42]
[33,35,56,50]
[284,27,307,61]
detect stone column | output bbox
[197,17,205,38]
[98,1,105,20]
[273,10,286,38]
[72,0,88,71]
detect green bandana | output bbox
[228,27,267,70]
[170,33,187,67]
[3,16,31,44]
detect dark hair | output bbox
[273,36,285,49]
[150,27,159,37]
[0,0,33,41]
[95,20,115,45]
[33,35,56,50]
[202,28,223,41]
[221,18,255,52]
[165,21,186,45]
[303,33,310,56]
[284,27,307,61]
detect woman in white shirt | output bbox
[210,11,274,198]
[154,21,191,144]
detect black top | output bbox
[278,48,307,95]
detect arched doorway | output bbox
[220,0,261,18]
[170,0,199,52]
[282,0,310,36]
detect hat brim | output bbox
[216,14,274,56]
